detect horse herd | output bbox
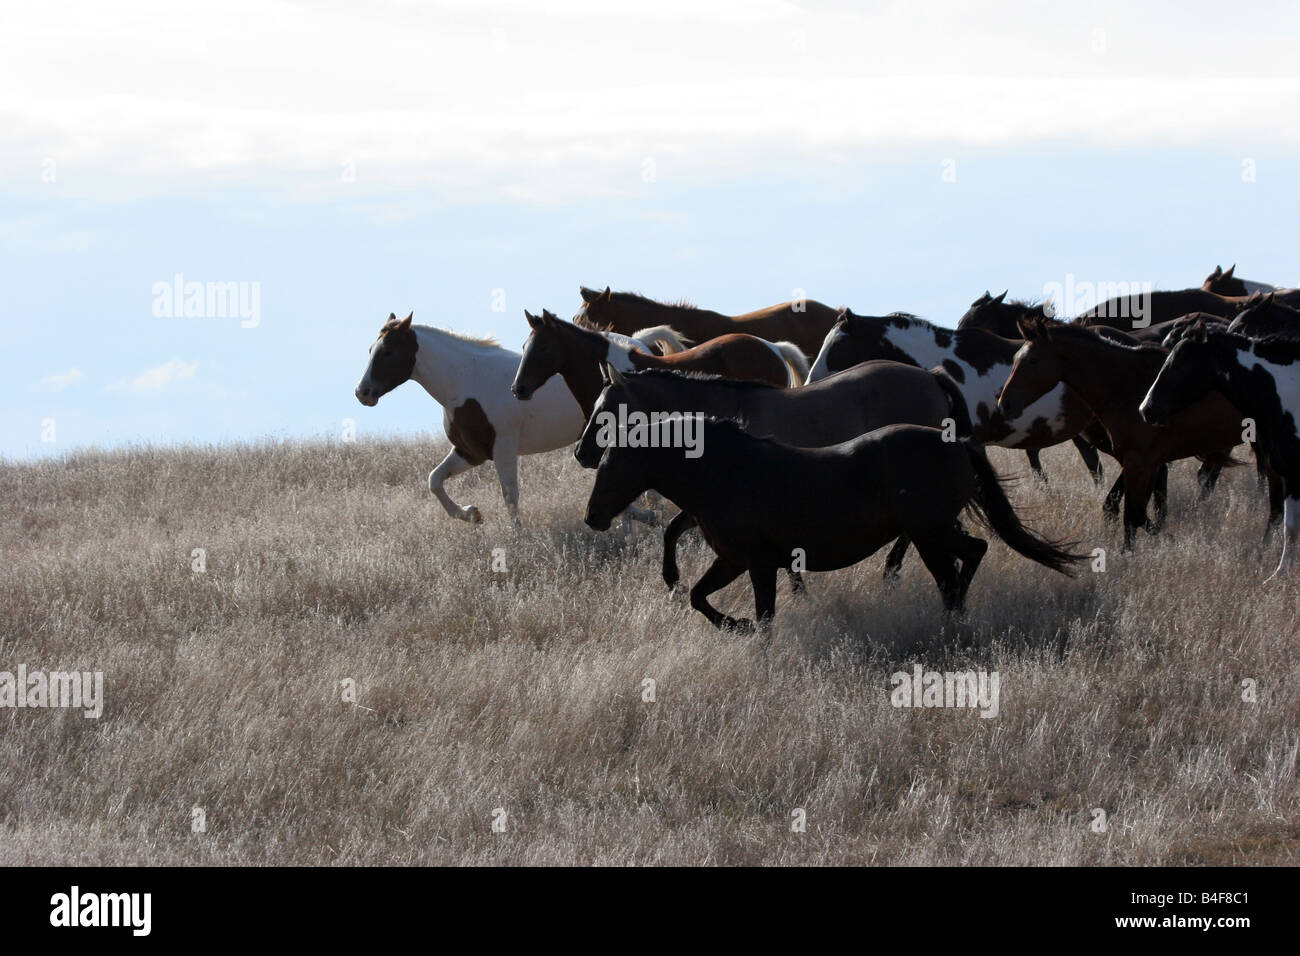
[353,265,1300,633]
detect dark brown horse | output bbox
[997,317,1253,550]
[574,286,841,360]
[573,362,972,588]
[1227,293,1300,341]
[583,415,1082,633]
[512,309,806,415]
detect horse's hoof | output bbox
[465,506,483,524]
[725,617,755,635]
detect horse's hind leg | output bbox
[1263,459,1284,539]
[429,448,483,523]
[689,556,749,632]
[913,537,963,613]
[883,535,910,582]
[1073,436,1104,486]
[950,531,989,610]
[662,510,697,590]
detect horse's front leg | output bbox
[491,438,522,527]
[428,448,483,523]
[1121,463,1156,552]
[689,556,749,632]
[662,510,697,590]
[749,563,779,642]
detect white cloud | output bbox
[38,368,84,391]
[2,1,1297,203]
[111,358,199,392]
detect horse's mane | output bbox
[417,324,500,348]
[1205,324,1300,357]
[1041,319,1160,353]
[611,290,699,311]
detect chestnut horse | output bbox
[573,286,840,361]
[511,309,807,415]
[1140,322,1300,578]
[997,317,1252,550]
[582,415,1082,633]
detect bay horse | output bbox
[996,316,1253,551]
[511,309,807,415]
[1139,321,1300,579]
[583,416,1083,633]
[809,309,1103,485]
[573,362,972,589]
[355,312,585,524]
[574,286,840,361]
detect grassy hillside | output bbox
[0,436,1296,864]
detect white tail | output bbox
[773,341,810,386]
[631,325,690,355]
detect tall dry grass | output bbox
[0,435,1296,865]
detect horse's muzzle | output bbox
[355,386,379,407]
[511,383,534,401]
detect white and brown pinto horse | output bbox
[354,312,673,524]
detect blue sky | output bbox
[4,1,1299,459]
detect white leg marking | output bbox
[428,449,481,523]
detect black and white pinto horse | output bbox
[1140,322,1300,580]
[809,310,1099,475]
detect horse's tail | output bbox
[961,440,1085,575]
[773,341,809,386]
[928,366,972,438]
[631,325,690,355]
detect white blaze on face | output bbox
[355,335,383,405]
[808,328,841,382]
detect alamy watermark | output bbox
[0,665,104,718]
[590,404,704,458]
[1042,274,1155,329]
[890,664,999,718]
[152,274,261,328]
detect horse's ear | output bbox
[1190,319,1209,343]
[525,310,541,329]
[397,312,413,330]
[994,290,1007,303]
[606,362,625,386]
[1016,316,1036,340]
[388,312,398,321]
[598,286,612,304]
[1224,264,1236,279]
[579,286,598,303]
[542,308,560,323]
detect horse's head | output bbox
[355,312,417,406]
[1202,264,1248,298]
[512,309,567,400]
[1140,320,1219,426]
[808,308,882,380]
[958,290,1047,339]
[574,362,646,470]
[573,285,613,329]
[997,315,1066,419]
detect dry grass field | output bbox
[1,435,1297,865]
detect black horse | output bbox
[582,414,1083,633]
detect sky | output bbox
[3,0,1300,459]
